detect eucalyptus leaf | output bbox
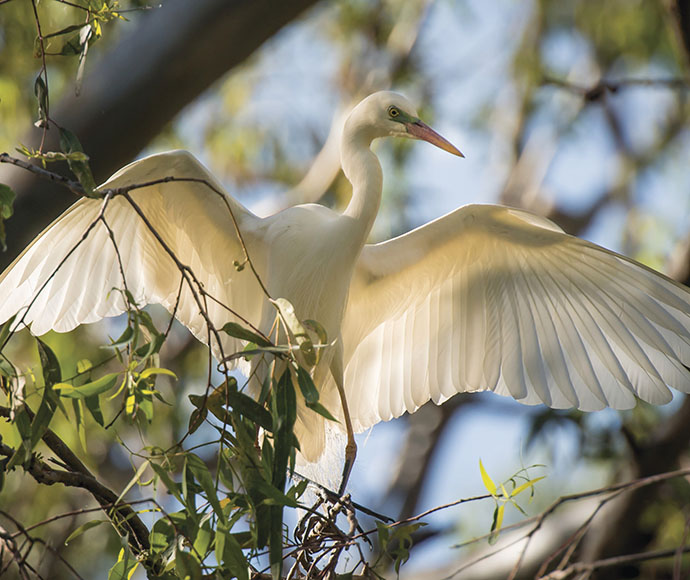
[0,184,15,252]
[186,453,223,518]
[55,373,119,399]
[221,322,271,347]
[271,298,316,367]
[64,519,108,545]
[59,127,97,196]
[33,75,48,128]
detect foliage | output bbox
[478,460,545,544]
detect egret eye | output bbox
[388,106,400,118]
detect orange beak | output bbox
[406,120,464,157]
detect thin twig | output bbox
[542,75,690,101]
[545,545,690,579]
[0,153,82,194]
[0,510,85,580]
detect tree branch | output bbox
[0,406,152,563]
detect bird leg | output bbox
[336,378,357,495]
[330,352,357,495]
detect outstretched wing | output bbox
[337,204,690,431]
[0,150,267,359]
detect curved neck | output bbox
[341,128,383,240]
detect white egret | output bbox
[1,92,690,491]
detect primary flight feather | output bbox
[1,91,689,485]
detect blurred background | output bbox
[1,0,689,578]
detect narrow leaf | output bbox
[0,313,17,347]
[271,298,316,367]
[295,366,318,404]
[0,184,16,252]
[138,367,176,380]
[59,127,97,195]
[186,453,223,518]
[150,462,183,503]
[511,476,545,498]
[221,322,271,347]
[84,394,104,426]
[479,459,496,496]
[305,400,337,422]
[175,549,202,580]
[65,519,107,545]
[55,373,119,398]
[31,339,61,449]
[34,75,48,128]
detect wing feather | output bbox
[339,204,690,430]
[0,150,266,360]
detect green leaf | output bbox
[59,127,97,196]
[251,478,299,509]
[37,337,61,386]
[65,519,107,545]
[114,460,150,507]
[72,398,87,452]
[388,522,424,573]
[224,345,291,362]
[139,367,177,380]
[59,34,82,56]
[134,334,165,358]
[138,389,154,422]
[192,518,213,559]
[186,453,223,519]
[479,459,496,496]
[149,517,175,556]
[303,319,328,365]
[54,373,120,398]
[295,367,318,404]
[0,314,16,348]
[271,298,316,367]
[510,476,545,498]
[0,184,16,252]
[76,359,93,374]
[376,521,390,551]
[108,547,138,580]
[216,522,248,580]
[306,401,337,422]
[33,75,49,128]
[187,406,207,434]
[175,549,202,580]
[302,319,328,345]
[30,339,61,450]
[150,462,183,503]
[190,389,273,432]
[45,22,87,40]
[489,504,505,544]
[84,394,104,426]
[268,369,297,579]
[221,322,271,347]
[109,325,134,347]
[6,407,32,469]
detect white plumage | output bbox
[1,92,689,477]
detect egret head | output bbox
[347,91,464,157]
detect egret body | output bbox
[1,92,690,490]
